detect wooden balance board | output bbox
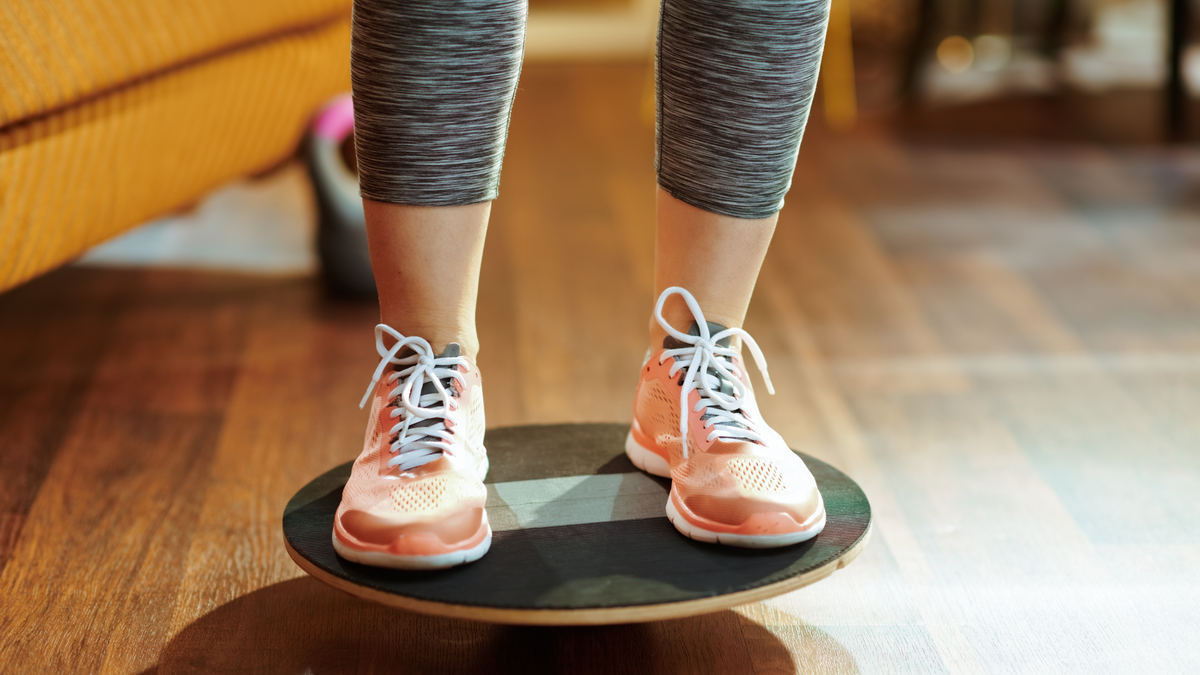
[284,423,871,626]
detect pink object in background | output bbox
[313,94,355,141]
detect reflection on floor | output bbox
[2,63,1199,673]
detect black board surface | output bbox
[284,423,871,612]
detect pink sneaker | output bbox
[626,287,826,548]
[333,326,490,569]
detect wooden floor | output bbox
[3,64,1200,673]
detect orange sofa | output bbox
[0,0,352,293]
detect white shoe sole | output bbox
[332,529,492,570]
[624,429,672,477]
[626,429,826,548]
[665,496,824,548]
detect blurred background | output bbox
[3,1,1200,673]
[68,0,1200,271]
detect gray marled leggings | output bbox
[351,0,830,220]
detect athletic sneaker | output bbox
[626,287,826,548]
[333,325,491,569]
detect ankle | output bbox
[647,309,744,353]
[377,319,479,361]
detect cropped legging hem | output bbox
[654,0,828,221]
[655,181,787,222]
[359,190,499,208]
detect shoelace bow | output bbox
[655,287,775,459]
[358,325,467,471]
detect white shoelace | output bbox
[358,325,467,471]
[654,287,775,459]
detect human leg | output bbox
[651,0,829,342]
[630,0,831,547]
[353,0,527,360]
[364,200,489,360]
[650,188,777,350]
[334,0,526,570]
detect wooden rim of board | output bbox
[284,423,872,626]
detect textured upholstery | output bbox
[0,3,352,292]
[0,1,350,126]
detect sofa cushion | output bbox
[0,17,351,293]
[0,0,350,127]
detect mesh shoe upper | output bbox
[630,287,824,537]
[335,328,489,558]
[633,352,821,532]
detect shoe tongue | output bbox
[387,342,462,402]
[662,321,732,350]
[389,341,461,434]
[662,322,737,398]
[419,343,462,398]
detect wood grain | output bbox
[2,62,1200,673]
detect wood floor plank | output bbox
[739,603,945,675]
[891,253,1083,357]
[476,185,525,427]
[0,271,256,672]
[160,281,374,642]
[497,64,656,424]
[770,199,959,371]
[751,275,978,674]
[0,269,129,573]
